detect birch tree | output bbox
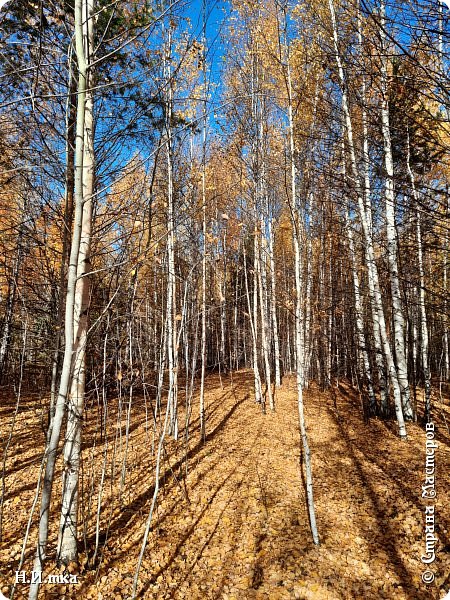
[379,0,414,421]
[278,0,319,543]
[327,0,407,437]
[57,0,96,563]
[29,0,94,592]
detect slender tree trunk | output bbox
[49,68,77,430]
[58,0,95,564]
[303,223,313,388]
[328,0,407,437]
[253,230,264,408]
[379,0,413,420]
[443,193,449,381]
[220,230,227,374]
[243,242,263,405]
[29,0,91,594]
[164,24,178,440]
[0,201,24,381]
[199,174,207,440]
[293,222,319,545]
[341,135,376,413]
[357,2,389,412]
[199,12,207,440]
[258,227,274,409]
[416,208,431,420]
[269,219,281,387]
[345,208,376,415]
[318,219,326,389]
[282,6,319,543]
[326,236,333,386]
[406,129,430,419]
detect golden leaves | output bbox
[2,372,449,600]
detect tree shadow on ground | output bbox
[80,393,249,574]
[323,383,449,599]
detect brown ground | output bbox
[0,371,449,599]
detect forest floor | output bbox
[0,371,449,600]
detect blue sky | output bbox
[183,0,229,102]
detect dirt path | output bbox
[1,372,449,599]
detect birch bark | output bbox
[49,65,76,431]
[0,196,25,381]
[164,23,178,440]
[328,0,407,437]
[29,0,92,594]
[357,3,389,411]
[258,226,274,410]
[406,129,430,419]
[243,241,263,406]
[344,209,376,414]
[199,8,207,440]
[58,0,95,563]
[281,4,319,542]
[379,0,413,420]
[269,218,281,387]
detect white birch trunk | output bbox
[345,209,376,414]
[253,229,264,408]
[199,24,207,439]
[0,200,24,380]
[199,163,207,440]
[282,7,319,542]
[443,194,449,381]
[269,218,281,387]
[340,133,376,412]
[357,3,389,411]
[258,228,274,410]
[379,0,413,420]
[29,0,91,594]
[164,24,178,440]
[303,225,313,388]
[438,7,449,383]
[243,242,263,405]
[326,238,333,386]
[293,226,319,545]
[328,0,407,437]
[58,0,95,563]
[416,209,430,418]
[49,68,76,430]
[220,234,227,374]
[406,129,430,419]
